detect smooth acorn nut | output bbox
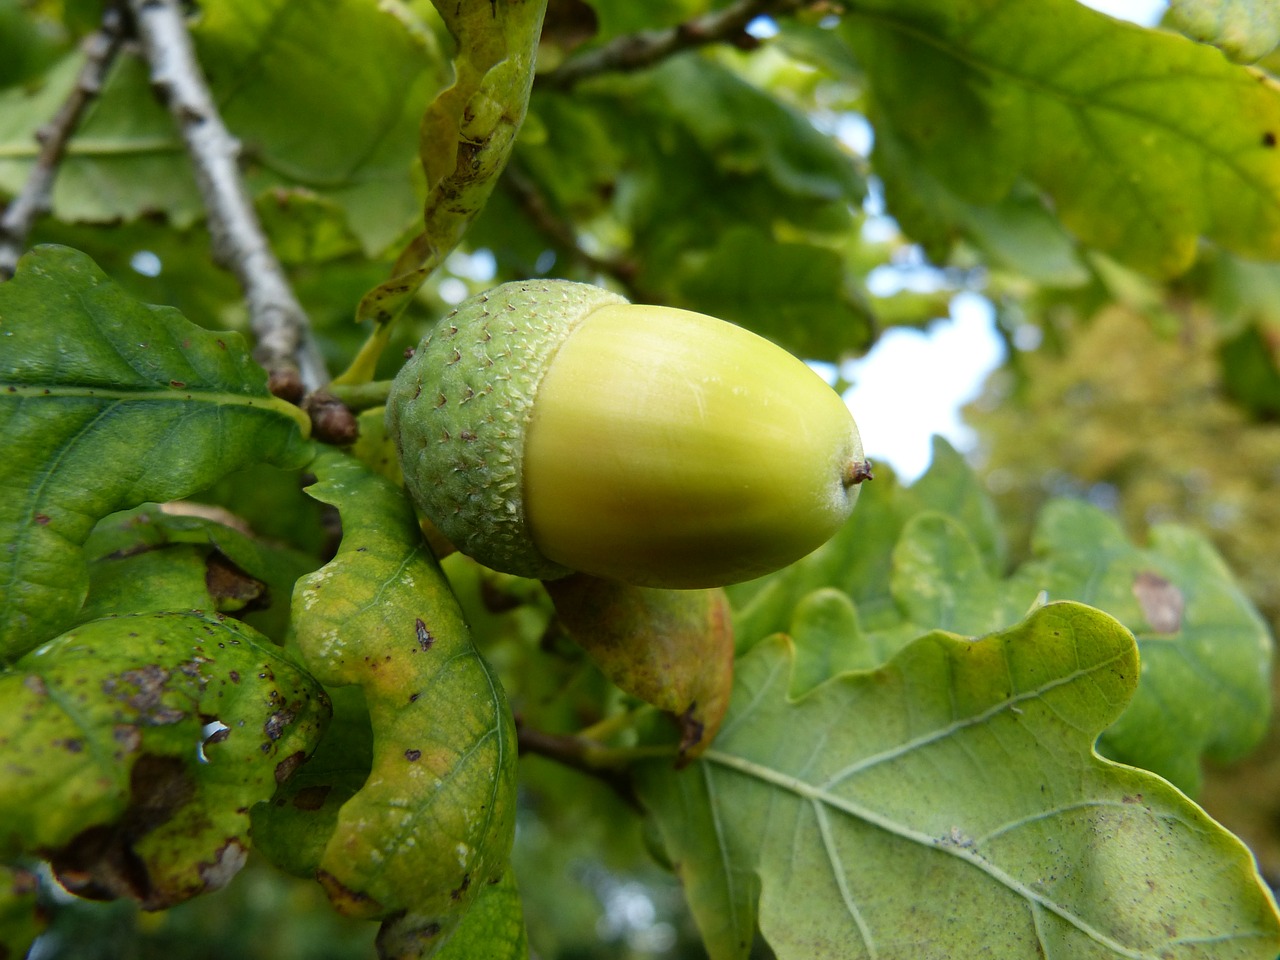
[386,279,867,589]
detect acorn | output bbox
[386,280,868,589]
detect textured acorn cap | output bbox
[386,280,627,579]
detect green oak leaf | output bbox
[673,226,873,362]
[847,0,1280,277]
[638,602,1280,960]
[785,587,877,697]
[250,684,374,880]
[392,869,528,960]
[0,864,42,960]
[198,0,449,256]
[291,449,517,954]
[0,246,312,662]
[81,503,317,643]
[730,437,1000,647]
[882,511,1023,649]
[0,611,329,910]
[0,54,199,228]
[1011,499,1274,793]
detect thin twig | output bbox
[515,719,669,807]
[502,163,645,300]
[537,0,804,91]
[0,10,126,280]
[127,0,328,397]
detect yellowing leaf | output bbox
[291,449,517,953]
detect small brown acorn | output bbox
[386,280,866,588]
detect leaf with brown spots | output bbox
[1010,500,1273,793]
[0,611,328,935]
[290,449,518,952]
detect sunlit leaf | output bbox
[1011,499,1274,793]
[849,0,1280,276]
[1169,0,1280,62]
[638,603,1280,960]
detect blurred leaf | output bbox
[849,0,1280,277]
[958,188,1092,287]
[638,603,1280,960]
[198,0,448,256]
[0,864,43,960]
[291,449,517,952]
[1011,499,1274,793]
[511,54,872,354]
[0,53,199,226]
[0,245,312,663]
[0,0,69,88]
[786,587,877,697]
[1169,0,1280,62]
[0,611,329,909]
[584,0,703,40]
[0,1,446,253]
[254,189,366,266]
[674,227,872,361]
[1218,322,1280,418]
[887,512,1026,638]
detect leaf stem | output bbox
[126,0,329,397]
[0,9,125,281]
[502,163,646,301]
[576,704,655,743]
[323,379,397,413]
[515,719,676,801]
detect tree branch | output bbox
[127,0,328,398]
[537,0,803,90]
[501,162,646,300]
[0,10,125,281]
[515,718,678,807]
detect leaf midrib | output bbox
[2,384,311,432]
[703,748,1161,960]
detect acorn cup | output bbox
[386,279,869,590]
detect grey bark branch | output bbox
[128,0,328,396]
[537,0,803,90]
[0,11,125,281]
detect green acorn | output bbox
[386,280,867,589]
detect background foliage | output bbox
[4,1,1280,958]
